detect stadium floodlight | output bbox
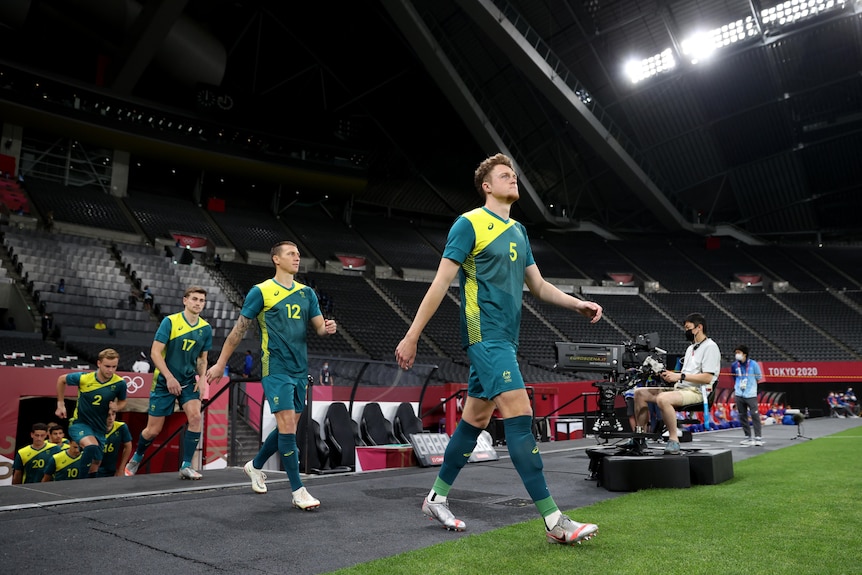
[625,49,675,83]
[681,31,717,64]
[761,0,846,26]
[624,0,850,84]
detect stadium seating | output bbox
[5,174,862,385]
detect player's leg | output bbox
[422,359,495,531]
[68,423,102,477]
[243,375,294,494]
[125,414,166,475]
[178,399,203,479]
[492,343,597,545]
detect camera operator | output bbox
[633,313,721,454]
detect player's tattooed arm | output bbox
[206,315,254,383]
[226,315,253,348]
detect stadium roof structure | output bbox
[1,0,861,243]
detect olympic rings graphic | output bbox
[123,375,147,394]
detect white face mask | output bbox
[735,353,744,362]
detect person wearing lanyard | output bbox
[732,344,764,446]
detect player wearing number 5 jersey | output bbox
[396,153,603,545]
[56,348,128,478]
[125,287,212,480]
[206,241,337,510]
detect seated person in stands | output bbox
[766,404,786,423]
[762,404,778,425]
[57,278,65,293]
[842,388,858,415]
[827,392,857,418]
[94,318,107,331]
[712,403,732,429]
[142,285,154,310]
[728,404,741,428]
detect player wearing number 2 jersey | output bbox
[56,348,128,478]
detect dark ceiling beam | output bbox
[0,99,366,194]
[111,0,189,95]
[747,0,767,42]
[381,0,555,225]
[456,0,697,232]
[658,1,686,70]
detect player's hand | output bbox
[166,377,182,396]
[193,377,208,394]
[55,403,67,419]
[205,364,225,384]
[578,300,603,323]
[395,337,417,370]
[323,319,337,335]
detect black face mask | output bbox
[684,329,695,342]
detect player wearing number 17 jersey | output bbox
[125,286,212,479]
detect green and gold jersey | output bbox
[67,372,128,433]
[12,442,58,483]
[443,207,535,348]
[240,278,322,379]
[153,312,213,388]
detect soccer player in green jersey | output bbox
[12,423,56,484]
[47,422,69,451]
[99,409,132,477]
[42,439,88,481]
[395,153,603,545]
[56,348,128,478]
[125,286,212,479]
[206,241,337,510]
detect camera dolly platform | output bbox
[585,439,734,492]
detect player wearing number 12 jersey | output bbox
[206,241,337,509]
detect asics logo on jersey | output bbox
[532,447,539,454]
[463,452,472,458]
[274,291,280,296]
[487,223,494,230]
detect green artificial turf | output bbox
[332,427,862,575]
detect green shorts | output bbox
[262,374,307,414]
[466,340,525,401]
[148,381,200,417]
[68,423,105,449]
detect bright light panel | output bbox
[625,49,676,84]
[761,0,845,26]
[625,0,848,83]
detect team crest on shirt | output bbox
[273,396,279,406]
[502,370,512,383]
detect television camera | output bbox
[554,333,666,435]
